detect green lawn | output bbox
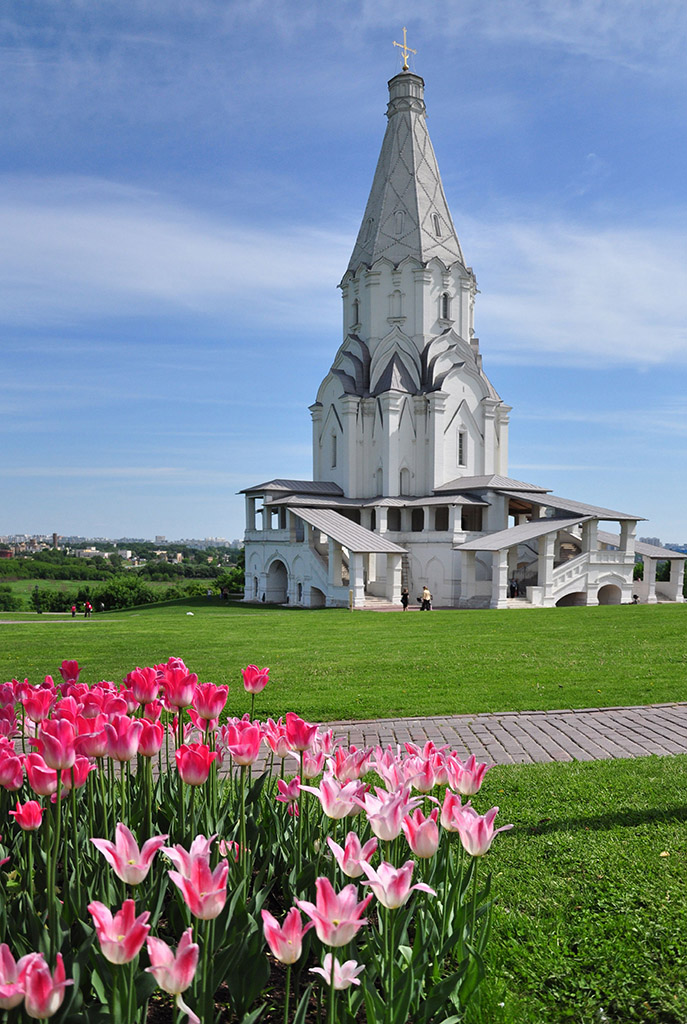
[468,755,687,1024]
[0,600,685,720]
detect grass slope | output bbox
[0,601,685,720]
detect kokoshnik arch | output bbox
[241,62,684,610]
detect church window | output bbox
[391,290,403,317]
[352,298,360,325]
[461,507,483,532]
[441,292,451,320]
[331,433,337,468]
[457,430,467,467]
[399,468,410,495]
[432,213,441,237]
[394,210,404,235]
[376,468,383,495]
[363,217,374,242]
[434,506,449,531]
[370,509,376,531]
[411,508,424,532]
[387,508,401,531]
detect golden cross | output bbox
[393,27,417,71]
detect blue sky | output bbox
[2,0,686,544]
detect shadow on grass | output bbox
[525,804,687,835]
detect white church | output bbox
[241,66,684,610]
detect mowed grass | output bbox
[467,755,687,1024]
[0,600,685,721]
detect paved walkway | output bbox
[318,702,687,766]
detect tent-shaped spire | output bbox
[347,72,466,272]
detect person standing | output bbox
[400,587,409,611]
[421,586,432,611]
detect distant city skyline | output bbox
[2,2,686,542]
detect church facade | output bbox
[241,70,684,610]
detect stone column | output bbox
[379,394,402,495]
[668,559,685,603]
[349,552,365,608]
[537,533,556,607]
[581,520,599,554]
[426,392,447,491]
[490,548,509,609]
[308,403,323,479]
[341,395,360,498]
[328,538,341,588]
[483,399,499,475]
[644,557,658,604]
[377,506,388,533]
[460,550,477,604]
[245,495,256,531]
[619,520,637,561]
[386,553,402,603]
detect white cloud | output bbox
[0,177,346,330]
[463,214,687,367]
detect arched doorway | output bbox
[598,584,622,605]
[265,560,288,603]
[309,587,326,608]
[556,592,586,607]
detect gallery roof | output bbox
[455,516,590,552]
[291,508,406,554]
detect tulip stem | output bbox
[471,857,479,945]
[51,776,63,955]
[120,760,126,825]
[27,830,34,904]
[328,970,336,1024]
[240,765,248,885]
[126,958,135,1024]
[70,772,82,911]
[283,963,291,1024]
[99,761,109,839]
[297,751,304,879]
[190,785,196,846]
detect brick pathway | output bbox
[315,702,687,766]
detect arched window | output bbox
[376,468,383,495]
[394,210,405,236]
[457,430,467,468]
[391,290,402,317]
[441,292,451,320]
[399,468,410,495]
[352,298,360,325]
[363,217,374,242]
[331,434,337,468]
[432,213,441,237]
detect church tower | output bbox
[310,70,510,499]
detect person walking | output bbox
[421,586,432,611]
[400,587,409,611]
[71,605,76,618]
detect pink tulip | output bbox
[220,721,262,766]
[74,714,109,758]
[21,689,55,724]
[143,700,164,722]
[300,773,366,820]
[296,877,372,947]
[440,789,465,832]
[146,928,199,1024]
[327,832,378,879]
[88,899,151,964]
[59,660,80,685]
[19,952,73,1019]
[0,943,30,1010]
[275,776,301,816]
[138,720,164,757]
[175,743,217,786]
[59,755,95,793]
[261,907,312,964]
[125,667,160,705]
[241,665,269,694]
[193,682,228,721]
[355,785,422,841]
[102,693,129,717]
[53,696,79,724]
[9,800,43,831]
[454,805,513,857]
[162,834,216,877]
[310,954,364,991]
[330,745,371,782]
[163,670,198,710]
[91,823,168,885]
[291,749,326,779]
[38,720,75,771]
[24,753,57,798]
[0,707,17,741]
[285,712,318,752]
[0,752,23,791]
[168,854,229,920]
[402,807,440,858]
[217,838,240,862]
[104,715,143,762]
[446,754,490,797]
[263,718,291,759]
[360,859,436,910]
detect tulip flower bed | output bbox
[0,657,512,1023]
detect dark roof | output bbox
[434,474,549,494]
[239,479,344,496]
